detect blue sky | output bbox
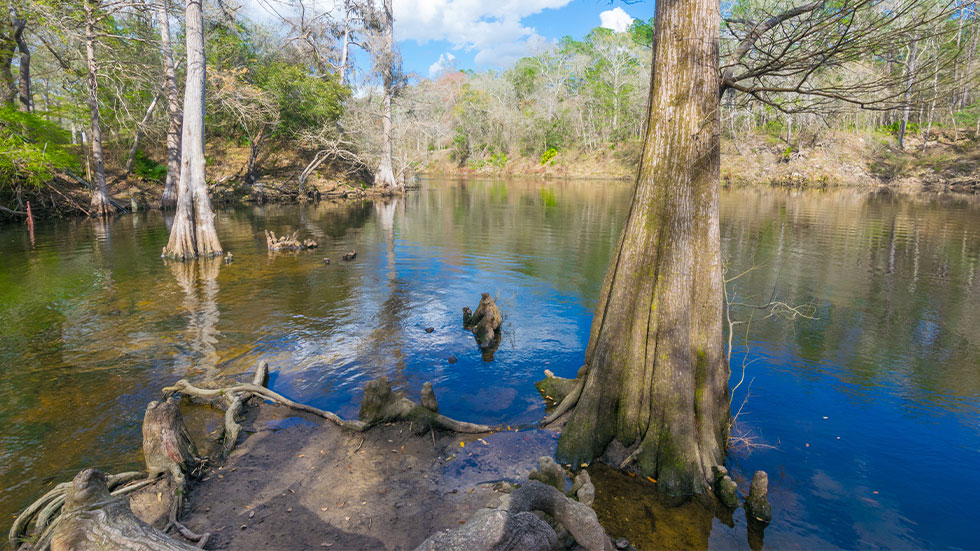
[240,0,650,79]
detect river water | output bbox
[1,180,977,549]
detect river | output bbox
[1,179,977,549]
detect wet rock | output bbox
[323,257,331,265]
[745,471,771,523]
[424,327,435,333]
[528,456,566,492]
[415,481,613,551]
[421,382,439,413]
[576,483,595,508]
[224,252,234,264]
[342,250,357,261]
[303,239,318,249]
[615,537,630,550]
[415,508,556,551]
[447,355,458,364]
[712,465,739,509]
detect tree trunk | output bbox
[554,0,729,496]
[373,0,398,190]
[49,469,198,551]
[10,3,30,112]
[84,0,113,217]
[122,91,161,177]
[164,0,222,260]
[0,14,15,105]
[898,39,918,150]
[156,0,182,209]
[338,0,351,85]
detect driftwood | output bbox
[414,479,613,551]
[264,230,318,251]
[48,470,199,551]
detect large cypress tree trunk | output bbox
[84,0,113,217]
[157,0,182,209]
[556,0,729,496]
[164,0,222,259]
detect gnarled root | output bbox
[539,366,589,427]
[414,479,613,551]
[49,469,200,551]
[9,473,149,551]
[359,377,492,434]
[163,378,367,432]
[141,398,210,546]
[265,230,317,251]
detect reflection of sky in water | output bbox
[0,183,978,549]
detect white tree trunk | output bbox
[374,0,398,191]
[84,0,112,217]
[164,0,222,260]
[157,0,182,209]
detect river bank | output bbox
[3,130,978,222]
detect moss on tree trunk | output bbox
[556,0,730,496]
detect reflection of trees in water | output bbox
[167,257,222,380]
[359,199,408,377]
[399,179,634,305]
[720,188,980,407]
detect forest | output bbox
[3,1,980,551]
[1,0,978,221]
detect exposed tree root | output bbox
[358,377,493,434]
[540,368,587,427]
[165,374,493,435]
[13,365,494,549]
[264,230,318,251]
[48,469,200,551]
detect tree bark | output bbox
[373,0,398,190]
[164,0,222,260]
[49,469,198,551]
[156,0,182,209]
[898,39,918,150]
[84,0,113,217]
[554,0,729,496]
[10,2,30,112]
[0,13,15,105]
[122,91,161,177]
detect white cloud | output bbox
[394,0,572,68]
[599,7,634,33]
[428,52,457,77]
